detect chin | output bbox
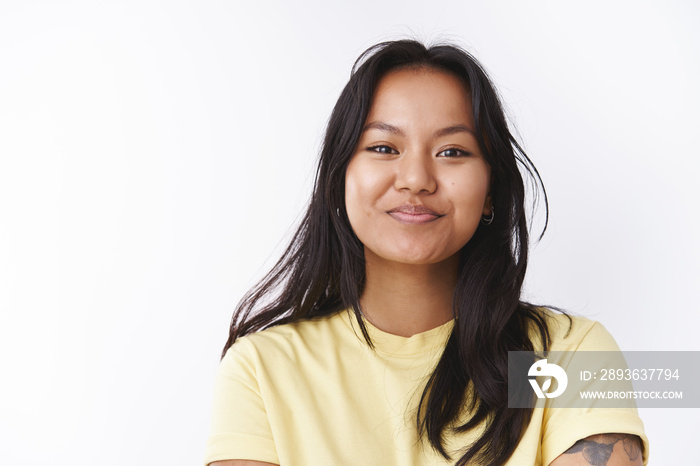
[384,250,451,265]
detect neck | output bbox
[359,249,460,337]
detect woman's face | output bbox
[345,67,492,267]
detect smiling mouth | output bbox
[387,205,443,225]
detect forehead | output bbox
[366,67,473,125]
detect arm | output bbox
[549,433,643,466]
[210,461,278,466]
[204,341,280,466]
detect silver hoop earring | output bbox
[336,208,340,217]
[481,207,494,225]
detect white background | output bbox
[1,0,698,464]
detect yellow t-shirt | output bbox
[204,310,648,465]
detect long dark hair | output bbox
[223,39,556,465]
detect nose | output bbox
[394,151,437,194]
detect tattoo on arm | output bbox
[562,433,642,465]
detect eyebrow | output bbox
[362,121,475,138]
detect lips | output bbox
[387,204,443,225]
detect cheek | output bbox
[344,164,362,216]
[344,162,368,236]
[345,160,386,216]
[344,160,391,247]
[449,171,491,219]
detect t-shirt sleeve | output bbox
[203,338,280,466]
[540,318,650,465]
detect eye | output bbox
[437,147,471,158]
[367,145,398,155]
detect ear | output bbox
[483,173,494,216]
[483,194,493,216]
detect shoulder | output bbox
[214,311,353,419]
[532,310,649,464]
[223,311,351,367]
[537,309,622,352]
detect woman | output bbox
[204,40,648,465]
